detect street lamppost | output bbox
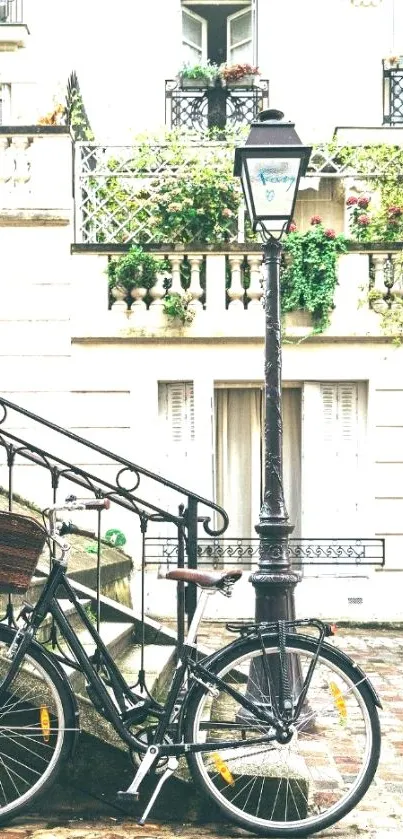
[234,109,312,625]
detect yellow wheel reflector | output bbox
[329,681,347,723]
[212,752,235,786]
[40,705,51,742]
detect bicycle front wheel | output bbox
[185,634,380,837]
[0,624,75,823]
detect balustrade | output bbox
[107,246,403,338]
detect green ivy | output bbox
[281,220,348,332]
[163,292,195,324]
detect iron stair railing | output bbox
[0,397,229,646]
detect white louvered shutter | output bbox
[227,7,253,65]
[158,382,195,490]
[302,382,364,539]
[182,7,207,65]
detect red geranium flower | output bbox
[324,228,336,239]
[357,196,370,209]
[388,205,403,217]
[346,196,358,206]
[310,215,322,225]
[289,222,297,232]
[357,214,370,226]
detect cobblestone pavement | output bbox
[5,627,403,839]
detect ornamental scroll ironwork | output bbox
[165,79,269,133]
[0,397,228,538]
[145,537,385,568]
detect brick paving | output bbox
[4,627,403,839]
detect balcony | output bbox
[69,243,400,343]
[0,0,28,50]
[165,78,269,133]
[383,58,403,125]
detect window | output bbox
[181,2,256,67]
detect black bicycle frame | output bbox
[10,562,286,758]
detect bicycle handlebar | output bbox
[47,496,110,514]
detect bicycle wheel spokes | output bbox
[0,645,65,814]
[188,638,379,836]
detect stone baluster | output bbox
[12,136,31,188]
[227,254,245,309]
[167,254,185,296]
[246,254,263,308]
[150,267,171,309]
[371,254,388,294]
[0,137,14,196]
[391,253,403,298]
[187,254,204,311]
[110,285,129,315]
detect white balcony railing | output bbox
[78,246,398,339]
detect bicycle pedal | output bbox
[116,790,140,802]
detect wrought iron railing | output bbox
[145,536,385,570]
[0,397,228,643]
[0,0,23,24]
[165,79,269,133]
[383,60,403,125]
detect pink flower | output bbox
[289,222,297,232]
[346,196,358,206]
[310,215,322,225]
[324,228,336,239]
[357,214,370,226]
[388,205,403,217]
[357,196,370,209]
[222,208,233,218]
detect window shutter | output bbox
[159,382,195,447]
[227,7,253,65]
[302,382,365,540]
[182,7,207,65]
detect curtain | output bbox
[215,388,301,542]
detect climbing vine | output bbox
[281,217,348,332]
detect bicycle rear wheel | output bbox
[0,624,76,823]
[185,634,380,837]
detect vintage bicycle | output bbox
[0,496,381,837]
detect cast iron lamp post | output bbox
[234,109,312,624]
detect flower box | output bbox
[224,75,258,88]
[179,75,214,89]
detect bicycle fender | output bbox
[321,641,383,709]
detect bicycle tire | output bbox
[0,623,76,823]
[185,633,380,837]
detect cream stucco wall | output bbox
[1,0,402,142]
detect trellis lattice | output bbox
[74,141,240,244]
[74,140,403,245]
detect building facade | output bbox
[1,0,403,622]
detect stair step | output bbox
[115,643,176,702]
[63,622,135,692]
[35,599,91,643]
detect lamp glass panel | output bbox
[245,156,300,218]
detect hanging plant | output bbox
[281,218,348,332]
[163,292,195,325]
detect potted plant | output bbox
[384,55,403,70]
[219,63,260,88]
[178,61,218,88]
[107,246,166,307]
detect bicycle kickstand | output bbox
[117,744,179,825]
[138,756,179,826]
